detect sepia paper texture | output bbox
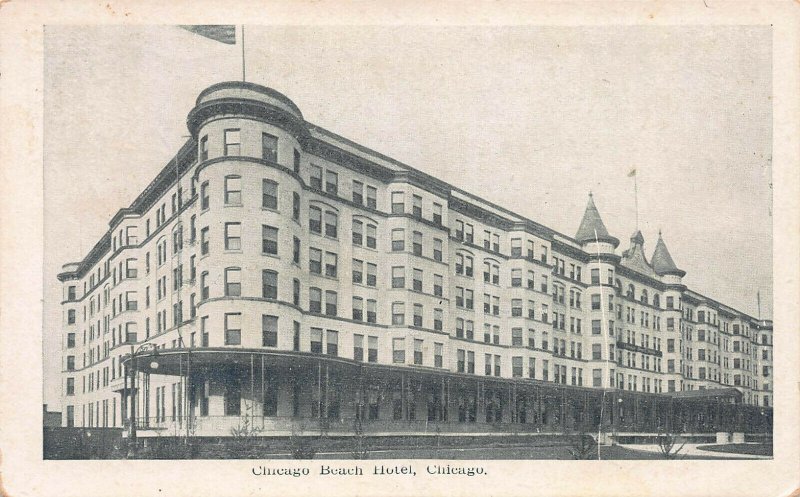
[1,1,799,496]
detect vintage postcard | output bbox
[0,1,798,496]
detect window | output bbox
[325,290,337,316]
[365,223,376,249]
[309,206,322,234]
[591,268,600,285]
[309,287,322,313]
[366,263,377,287]
[412,195,422,217]
[354,334,364,361]
[368,336,378,362]
[200,135,209,161]
[325,252,338,278]
[412,231,422,256]
[224,313,242,345]
[262,270,277,299]
[392,266,405,288]
[262,225,278,255]
[392,229,405,251]
[434,274,443,297]
[352,259,363,283]
[352,297,364,321]
[592,320,601,335]
[512,357,523,377]
[262,179,278,209]
[292,278,300,306]
[433,238,443,262]
[200,181,210,210]
[309,248,322,274]
[413,304,423,327]
[200,271,209,300]
[292,192,300,221]
[224,129,240,156]
[67,309,76,324]
[367,299,377,323]
[392,302,405,325]
[225,268,241,296]
[434,308,443,331]
[325,171,338,195]
[326,330,338,356]
[67,333,75,348]
[352,219,364,246]
[591,294,601,310]
[413,268,423,292]
[511,268,522,287]
[224,177,243,206]
[434,343,443,367]
[512,328,523,346]
[311,328,323,353]
[455,220,464,240]
[200,227,209,255]
[352,180,364,205]
[262,315,278,347]
[224,223,241,250]
[293,236,301,264]
[465,223,474,243]
[414,339,423,364]
[262,133,278,162]
[393,338,405,363]
[433,203,442,225]
[293,149,301,174]
[391,192,404,214]
[66,356,75,371]
[592,343,602,360]
[365,185,377,209]
[310,164,323,190]
[512,299,523,317]
[325,211,338,238]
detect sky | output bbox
[43,25,773,407]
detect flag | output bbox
[179,25,236,45]
[627,168,637,177]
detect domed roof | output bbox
[575,193,619,247]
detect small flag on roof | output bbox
[179,25,236,45]
[627,168,637,177]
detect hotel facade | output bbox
[56,81,773,438]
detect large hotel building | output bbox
[57,81,772,437]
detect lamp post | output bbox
[127,342,159,450]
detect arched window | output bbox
[641,289,649,305]
[626,283,635,299]
[653,294,661,308]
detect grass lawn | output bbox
[696,443,773,456]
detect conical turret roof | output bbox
[575,193,619,247]
[652,232,685,277]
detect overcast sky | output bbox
[43,25,772,406]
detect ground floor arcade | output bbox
[117,348,772,439]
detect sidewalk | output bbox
[619,443,772,460]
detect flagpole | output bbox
[757,291,761,320]
[241,25,246,82]
[633,172,639,230]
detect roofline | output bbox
[58,84,771,324]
